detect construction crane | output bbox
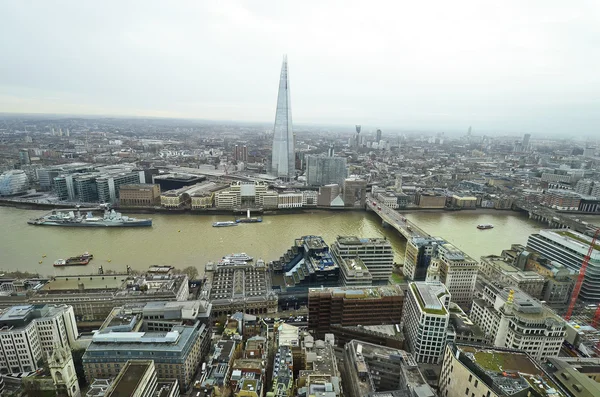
[564,228,600,321]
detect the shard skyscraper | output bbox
[271,55,295,179]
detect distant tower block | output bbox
[355,125,361,134]
[376,129,382,143]
[328,145,335,157]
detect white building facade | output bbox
[403,281,451,364]
[0,305,78,374]
[470,284,566,360]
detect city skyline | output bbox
[0,1,599,136]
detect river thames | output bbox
[0,207,583,277]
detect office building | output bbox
[342,178,367,207]
[305,155,347,186]
[96,171,141,204]
[544,357,600,396]
[277,191,303,208]
[271,55,295,179]
[334,256,373,286]
[317,184,342,207]
[331,236,394,283]
[527,229,600,301]
[470,283,566,359]
[23,274,190,322]
[234,145,248,162]
[439,343,571,397]
[523,253,575,307]
[0,170,28,196]
[376,191,399,209]
[403,281,451,364]
[415,192,446,209]
[119,184,161,207]
[103,360,180,397]
[270,236,341,310]
[0,304,78,374]
[73,174,98,202]
[190,182,228,209]
[451,195,477,208]
[308,285,404,339]
[152,173,206,191]
[83,319,209,392]
[344,340,435,397]
[522,133,531,149]
[403,236,446,281]
[204,260,278,317]
[36,163,93,191]
[376,129,382,143]
[19,149,31,166]
[434,242,479,307]
[479,255,546,299]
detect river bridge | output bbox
[366,194,430,240]
[513,199,598,235]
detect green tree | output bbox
[181,266,199,280]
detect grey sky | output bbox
[1,1,599,135]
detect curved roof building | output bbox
[0,170,28,196]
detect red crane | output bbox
[565,228,600,321]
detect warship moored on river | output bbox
[27,205,152,227]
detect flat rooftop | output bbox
[107,361,152,397]
[336,236,390,246]
[411,282,447,315]
[310,284,404,300]
[41,274,127,291]
[553,230,600,251]
[457,344,565,397]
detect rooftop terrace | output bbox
[457,344,566,397]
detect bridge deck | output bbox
[366,196,430,239]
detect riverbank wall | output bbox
[0,197,521,216]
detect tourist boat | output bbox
[54,252,93,267]
[212,221,238,227]
[235,217,263,223]
[477,224,494,230]
[223,253,253,262]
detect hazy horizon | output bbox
[1,1,599,136]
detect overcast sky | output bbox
[0,1,599,136]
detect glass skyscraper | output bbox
[271,55,295,179]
